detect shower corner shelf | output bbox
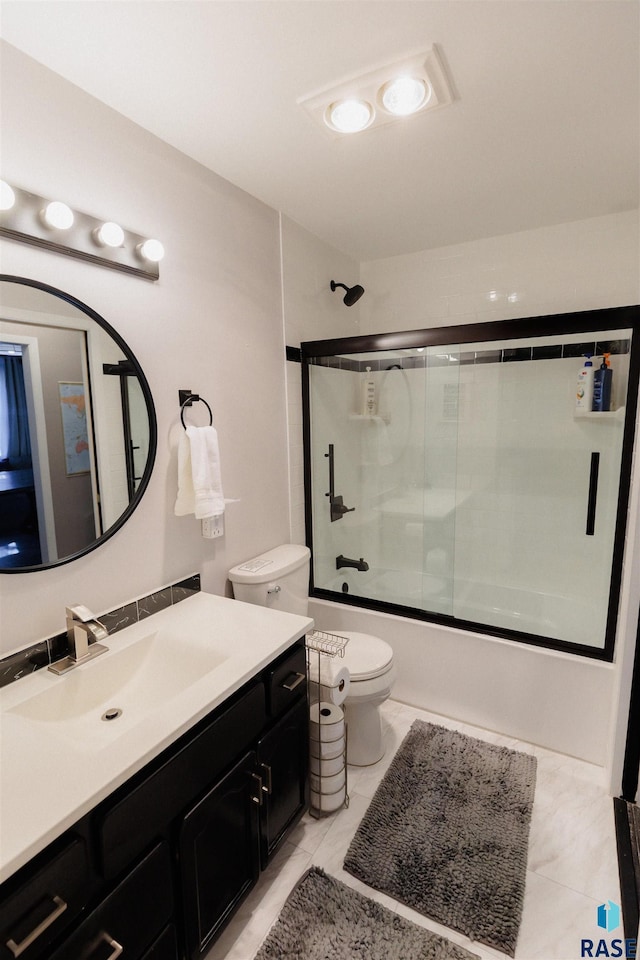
[574,406,625,421]
[349,413,390,423]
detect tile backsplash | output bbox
[0,574,200,689]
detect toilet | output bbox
[228,544,396,766]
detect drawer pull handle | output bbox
[6,895,67,957]
[281,671,305,692]
[89,934,124,959]
[260,763,273,794]
[251,772,264,805]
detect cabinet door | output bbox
[0,836,93,960]
[178,750,261,960]
[257,698,308,868]
[48,842,173,960]
[140,924,179,960]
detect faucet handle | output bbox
[66,603,96,622]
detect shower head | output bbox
[330,280,365,307]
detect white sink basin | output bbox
[9,630,228,737]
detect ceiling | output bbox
[1,1,638,262]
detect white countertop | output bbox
[0,592,313,885]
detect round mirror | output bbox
[0,275,157,572]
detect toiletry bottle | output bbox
[592,353,613,412]
[575,354,595,414]
[361,366,377,416]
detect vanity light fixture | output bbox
[42,200,74,230]
[299,45,455,138]
[94,221,125,248]
[0,181,16,211]
[138,238,165,263]
[0,182,164,280]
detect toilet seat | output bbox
[344,664,397,703]
[334,631,393,681]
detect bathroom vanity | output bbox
[0,593,312,960]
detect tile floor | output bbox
[206,699,621,960]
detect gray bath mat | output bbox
[255,866,480,960]
[344,721,537,957]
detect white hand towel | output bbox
[174,424,225,519]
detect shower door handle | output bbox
[586,451,600,536]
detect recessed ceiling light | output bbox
[326,99,374,134]
[381,77,430,116]
[42,201,74,230]
[300,45,454,138]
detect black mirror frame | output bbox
[0,274,158,574]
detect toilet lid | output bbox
[335,632,393,681]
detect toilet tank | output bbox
[228,544,311,616]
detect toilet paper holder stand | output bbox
[306,629,350,818]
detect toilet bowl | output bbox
[337,631,396,766]
[228,544,396,768]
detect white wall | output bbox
[305,213,640,767]
[359,212,640,333]
[280,216,361,545]
[0,44,291,654]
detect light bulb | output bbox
[0,181,15,211]
[138,238,164,262]
[326,99,373,133]
[381,77,429,116]
[42,201,74,230]
[96,221,124,248]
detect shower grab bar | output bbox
[325,444,355,522]
[586,451,600,536]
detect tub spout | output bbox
[336,555,369,572]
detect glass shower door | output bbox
[304,312,637,656]
[308,349,457,616]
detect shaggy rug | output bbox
[343,721,537,957]
[255,866,480,960]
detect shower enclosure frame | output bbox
[300,305,640,663]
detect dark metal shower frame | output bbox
[300,305,640,663]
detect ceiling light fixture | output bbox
[326,99,374,134]
[300,45,455,138]
[381,77,429,116]
[0,182,163,280]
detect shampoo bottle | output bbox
[575,354,595,413]
[592,353,613,412]
[361,366,377,416]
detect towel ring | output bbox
[180,394,213,429]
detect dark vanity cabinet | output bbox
[178,750,261,958]
[0,637,308,960]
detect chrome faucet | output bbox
[49,604,109,674]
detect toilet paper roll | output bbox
[309,753,344,777]
[308,658,351,706]
[309,735,345,761]
[310,768,346,795]
[310,784,347,813]
[309,702,345,742]
[309,677,350,707]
